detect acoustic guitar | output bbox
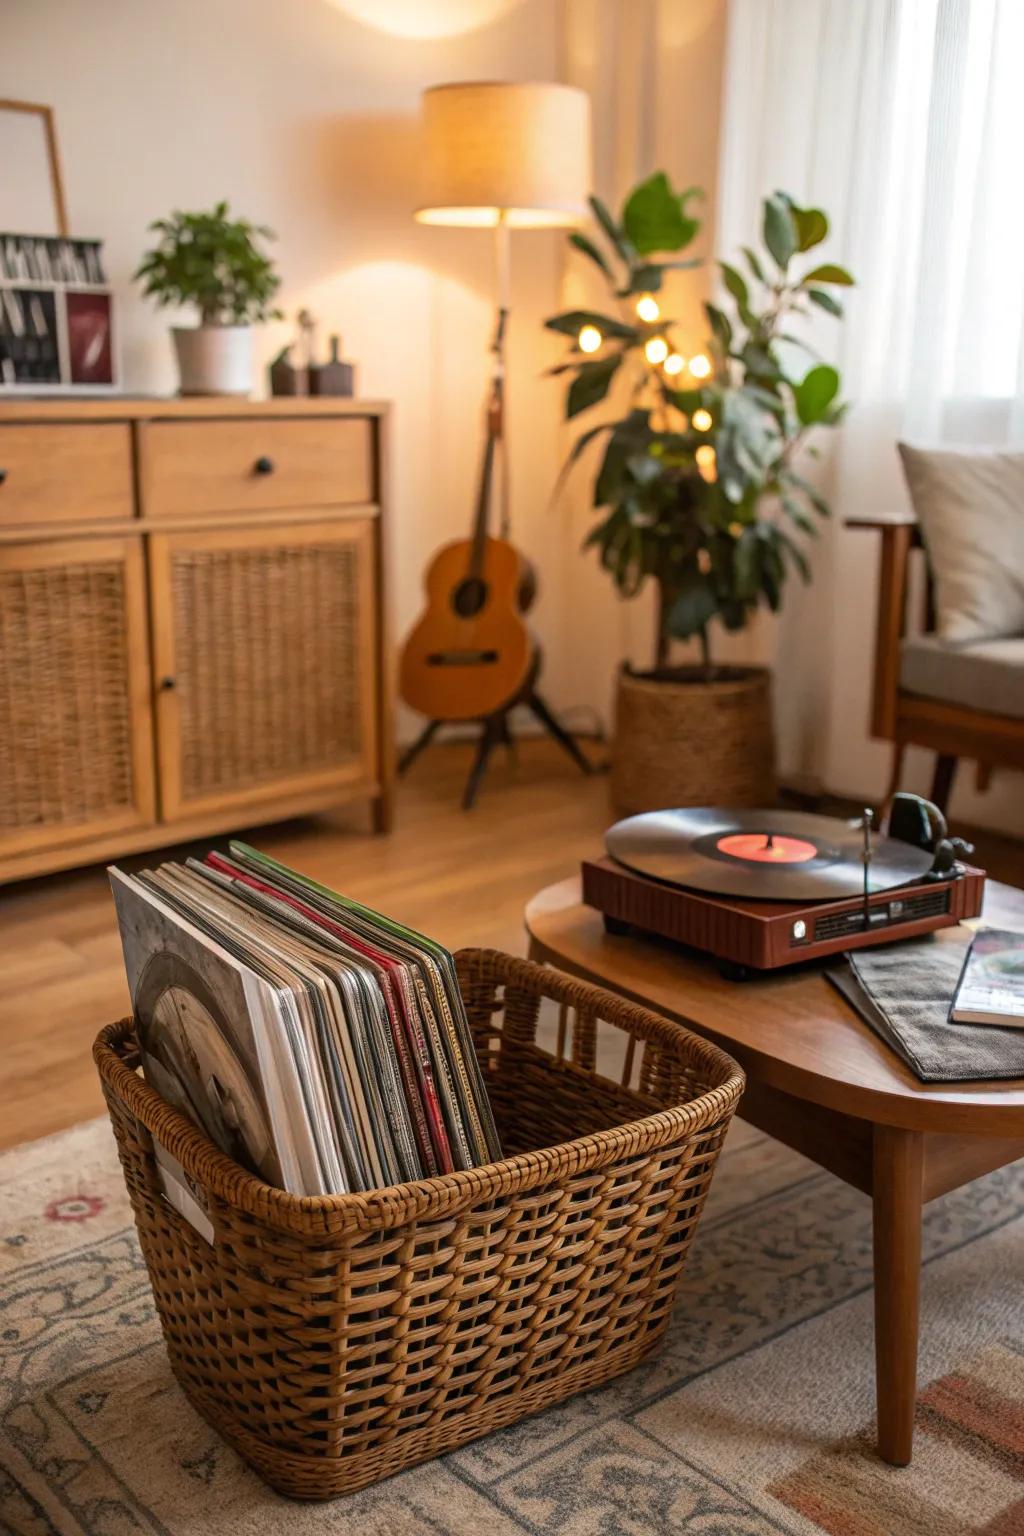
[400,314,535,723]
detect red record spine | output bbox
[203,852,453,1177]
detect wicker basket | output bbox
[610,664,777,815]
[94,949,743,1501]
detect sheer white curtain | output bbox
[718,0,1024,826]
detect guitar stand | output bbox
[399,683,597,811]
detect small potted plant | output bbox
[546,174,853,813]
[134,201,282,396]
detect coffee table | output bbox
[525,876,1024,1466]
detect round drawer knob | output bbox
[253,455,275,476]
[159,676,176,692]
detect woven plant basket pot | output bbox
[94,949,743,1501]
[611,664,777,815]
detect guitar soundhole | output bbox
[451,577,489,618]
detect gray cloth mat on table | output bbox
[827,933,1024,1083]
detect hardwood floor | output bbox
[1,737,1021,1154]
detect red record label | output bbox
[715,833,818,865]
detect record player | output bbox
[582,793,985,976]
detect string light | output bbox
[663,352,685,376]
[692,408,713,431]
[635,293,660,323]
[645,336,669,366]
[695,443,717,482]
[689,353,712,380]
[578,324,602,354]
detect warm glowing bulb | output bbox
[635,294,660,323]
[689,353,712,380]
[578,324,602,354]
[692,408,713,431]
[645,336,669,366]
[695,443,717,482]
[663,352,685,376]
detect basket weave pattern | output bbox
[170,540,362,801]
[611,666,777,814]
[94,949,743,1500]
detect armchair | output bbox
[851,517,1024,812]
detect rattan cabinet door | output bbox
[148,520,378,821]
[0,537,157,862]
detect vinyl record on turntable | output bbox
[605,807,935,902]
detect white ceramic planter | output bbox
[172,324,253,396]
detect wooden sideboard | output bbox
[0,397,394,883]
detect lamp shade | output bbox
[415,82,591,229]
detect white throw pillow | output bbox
[897,443,1024,643]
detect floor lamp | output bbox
[415,80,591,538]
[405,81,597,806]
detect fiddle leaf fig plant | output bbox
[547,179,853,671]
[134,200,282,326]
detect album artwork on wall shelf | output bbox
[0,233,117,393]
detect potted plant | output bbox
[134,201,282,396]
[546,174,853,812]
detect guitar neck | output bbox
[469,383,502,578]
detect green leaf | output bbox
[740,340,782,383]
[667,572,717,639]
[568,355,621,418]
[763,192,798,270]
[807,288,843,317]
[719,261,749,310]
[620,257,701,295]
[544,310,638,341]
[791,204,829,251]
[801,263,854,286]
[793,364,840,424]
[622,172,701,257]
[589,194,632,262]
[705,302,733,351]
[781,494,816,535]
[569,230,613,280]
[782,467,831,517]
[776,526,812,581]
[741,245,765,283]
[733,528,761,600]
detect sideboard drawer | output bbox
[0,423,133,527]
[139,417,375,519]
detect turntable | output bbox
[582,793,985,975]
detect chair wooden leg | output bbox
[975,762,993,794]
[929,754,957,813]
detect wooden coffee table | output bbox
[525,876,1024,1466]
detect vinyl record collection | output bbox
[110,843,502,1213]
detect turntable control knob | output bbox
[792,919,807,941]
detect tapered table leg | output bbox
[872,1124,924,1465]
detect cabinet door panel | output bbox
[0,537,156,861]
[149,520,377,821]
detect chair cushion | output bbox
[898,442,1024,643]
[900,634,1024,719]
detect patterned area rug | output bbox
[2,1117,1022,1535]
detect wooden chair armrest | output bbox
[846,515,922,544]
[870,521,918,739]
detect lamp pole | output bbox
[493,209,511,541]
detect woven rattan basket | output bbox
[94,949,743,1501]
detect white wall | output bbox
[2,0,578,738]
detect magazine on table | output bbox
[950,928,1024,1028]
[109,845,502,1230]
